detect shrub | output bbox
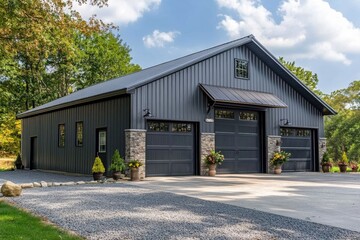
[110,149,125,172]
[270,150,291,167]
[339,152,349,165]
[92,156,105,173]
[321,152,332,166]
[204,150,225,166]
[14,153,23,168]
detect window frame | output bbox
[98,130,107,153]
[58,124,65,148]
[234,58,249,79]
[75,121,83,147]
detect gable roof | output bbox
[17,35,336,118]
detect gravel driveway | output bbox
[7,184,360,240]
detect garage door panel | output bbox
[282,138,311,148]
[216,123,236,133]
[281,127,313,172]
[215,109,261,174]
[146,121,195,176]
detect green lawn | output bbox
[0,201,83,240]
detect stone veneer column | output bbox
[200,133,215,176]
[125,129,146,180]
[319,138,327,171]
[267,135,281,173]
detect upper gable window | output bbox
[235,59,249,79]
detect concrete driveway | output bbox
[134,172,360,232]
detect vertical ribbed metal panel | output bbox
[21,95,130,174]
[131,45,324,137]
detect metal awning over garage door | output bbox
[281,128,314,172]
[146,121,195,176]
[200,84,288,108]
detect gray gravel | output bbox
[6,184,360,240]
[0,170,90,185]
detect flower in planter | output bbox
[321,152,332,167]
[338,152,349,166]
[270,150,291,168]
[110,149,126,172]
[204,150,225,166]
[128,159,143,169]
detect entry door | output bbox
[30,137,38,170]
[146,121,195,176]
[96,128,107,170]
[215,109,261,173]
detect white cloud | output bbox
[216,0,360,65]
[143,30,180,48]
[74,0,161,25]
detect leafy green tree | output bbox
[0,0,141,155]
[279,57,321,94]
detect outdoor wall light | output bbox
[321,142,326,148]
[276,140,282,146]
[280,118,291,125]
[143,108,152,118]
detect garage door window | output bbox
[215,110,234,119]
[281,128,311,137]
[148,122,169,132]
[172,123,192,132]
[239,112,257,121]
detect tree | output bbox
[0,0,141,156]
[279,57,321,94]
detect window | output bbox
[76,122,83,147]
[215,110,235,119]
[235,59,249,79]
[98,130,106,153]
[147,121,169,132]
[280,128,311,137]
[172,123,192,132]
[58,124,65,147]
[239,112,257,121]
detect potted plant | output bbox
[204,150,225,176]
[128,160,143,181]
[321,152,332,173]
[270,150,291,174]
[109,149,126,180]
[338,152,348,173]
[14,153,23,170]
[92,156,105,180]
[350,161,358,172]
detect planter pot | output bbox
[322,164,330,173]
[15,164,23,170]
[93,172,103,181]
[339,164,348,173]
[112,171,121,180]
[274,165,282,174]
[208,164,216,177]
[131,168,140,181]
[352,166,358,172]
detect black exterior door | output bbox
[30,137,38,170]
[146,121,195,176]
[215,109,261,173]
[96,128,107,171]
[281,128,314,171]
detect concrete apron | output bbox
[132,173,360,232]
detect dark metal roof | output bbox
[17,35,336,118]
[200,84,288,108]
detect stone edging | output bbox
[18,179,122,189]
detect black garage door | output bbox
[146,121,195,176]
[215,109,261,173]
[281,128,313,171]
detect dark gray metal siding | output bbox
[21,95,130,174]
[131,45,324,137]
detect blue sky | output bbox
[76,0,360,93]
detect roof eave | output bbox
[17,88,128,119]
